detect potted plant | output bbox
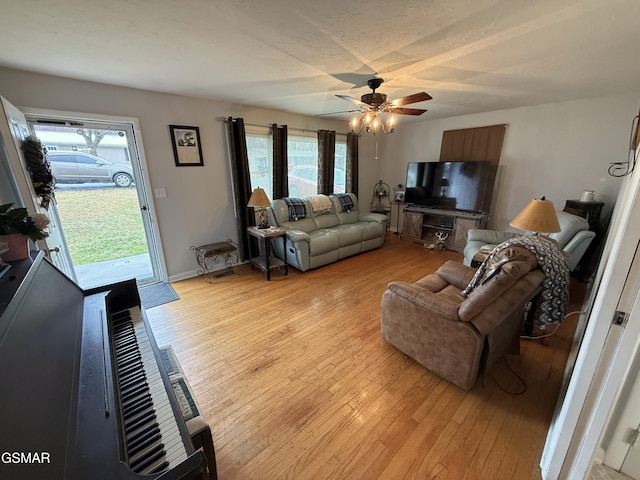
[0,203,50,261]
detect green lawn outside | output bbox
[54,187,148,265]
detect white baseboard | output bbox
[168,260,247,283]
[168,269,200,283]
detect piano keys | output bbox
[0,253,210,480]
[111,307,191,473]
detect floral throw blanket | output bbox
[462,235,570,329]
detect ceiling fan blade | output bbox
[336,94,371,109]
[330,72,377,88]
[386,92,432,108]
[390,107,428,116]
[315,109,361,117]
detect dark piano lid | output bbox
[0,255,207,479]
[0,253,85,479]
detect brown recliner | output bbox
[380,247,545,390]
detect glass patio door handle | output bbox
[47,246,61,254]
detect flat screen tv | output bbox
[405,160,493,213]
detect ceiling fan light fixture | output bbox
[388,114,395,130]
[350,111,395,135]
[339,78,429,136]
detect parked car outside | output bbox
[48,151,134,187]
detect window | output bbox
[288,132,318,197]
[334,135,347,194]
[74,154,100,165]
[245,127,346,199]
[50,154,73,163]
[245,126,273,200]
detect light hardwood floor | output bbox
[146,233,586,480]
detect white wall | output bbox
[0,67,357,280]
[2,65,637,279]
[378,94,638,231]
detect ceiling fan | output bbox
[334,78,432,134]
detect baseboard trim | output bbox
[169,260,247,283]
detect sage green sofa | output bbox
[463,210,595,272]
[268,193,387,272]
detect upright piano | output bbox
[0,253,210,480]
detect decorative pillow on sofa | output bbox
[283,197,306,221]
[334,193,354,212]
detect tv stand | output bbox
[402,206,488,252]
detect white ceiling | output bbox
[0,0,638,121]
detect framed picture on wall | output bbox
[169,125,204,166]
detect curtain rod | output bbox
[217,116,350,135]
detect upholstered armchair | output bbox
[380,247,545,390]
[463,210,595,271]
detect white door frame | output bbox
[0,96,75,276]
[541,142,640,478]
[604,355,640,472]
[21,106,168,284]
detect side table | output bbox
[564,199,605,281]
[191,240,239,283]
[247,226,288,281]
[563,200,604,229]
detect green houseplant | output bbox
[0,203,50,261]
[0,203,50,241]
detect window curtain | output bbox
[317,130,336,195]
[345,132,359,196]
[272,123,288,199]
[225,116,254,261]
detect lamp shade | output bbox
[509,197,561,233]
[247,187,271,207]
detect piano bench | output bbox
[161,346,218,480]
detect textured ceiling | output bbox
[0,0,638,121]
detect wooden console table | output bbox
[402,206,488,252]
[247,226,288,281]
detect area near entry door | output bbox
[26,114,164,289]
[0,96,75,278]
